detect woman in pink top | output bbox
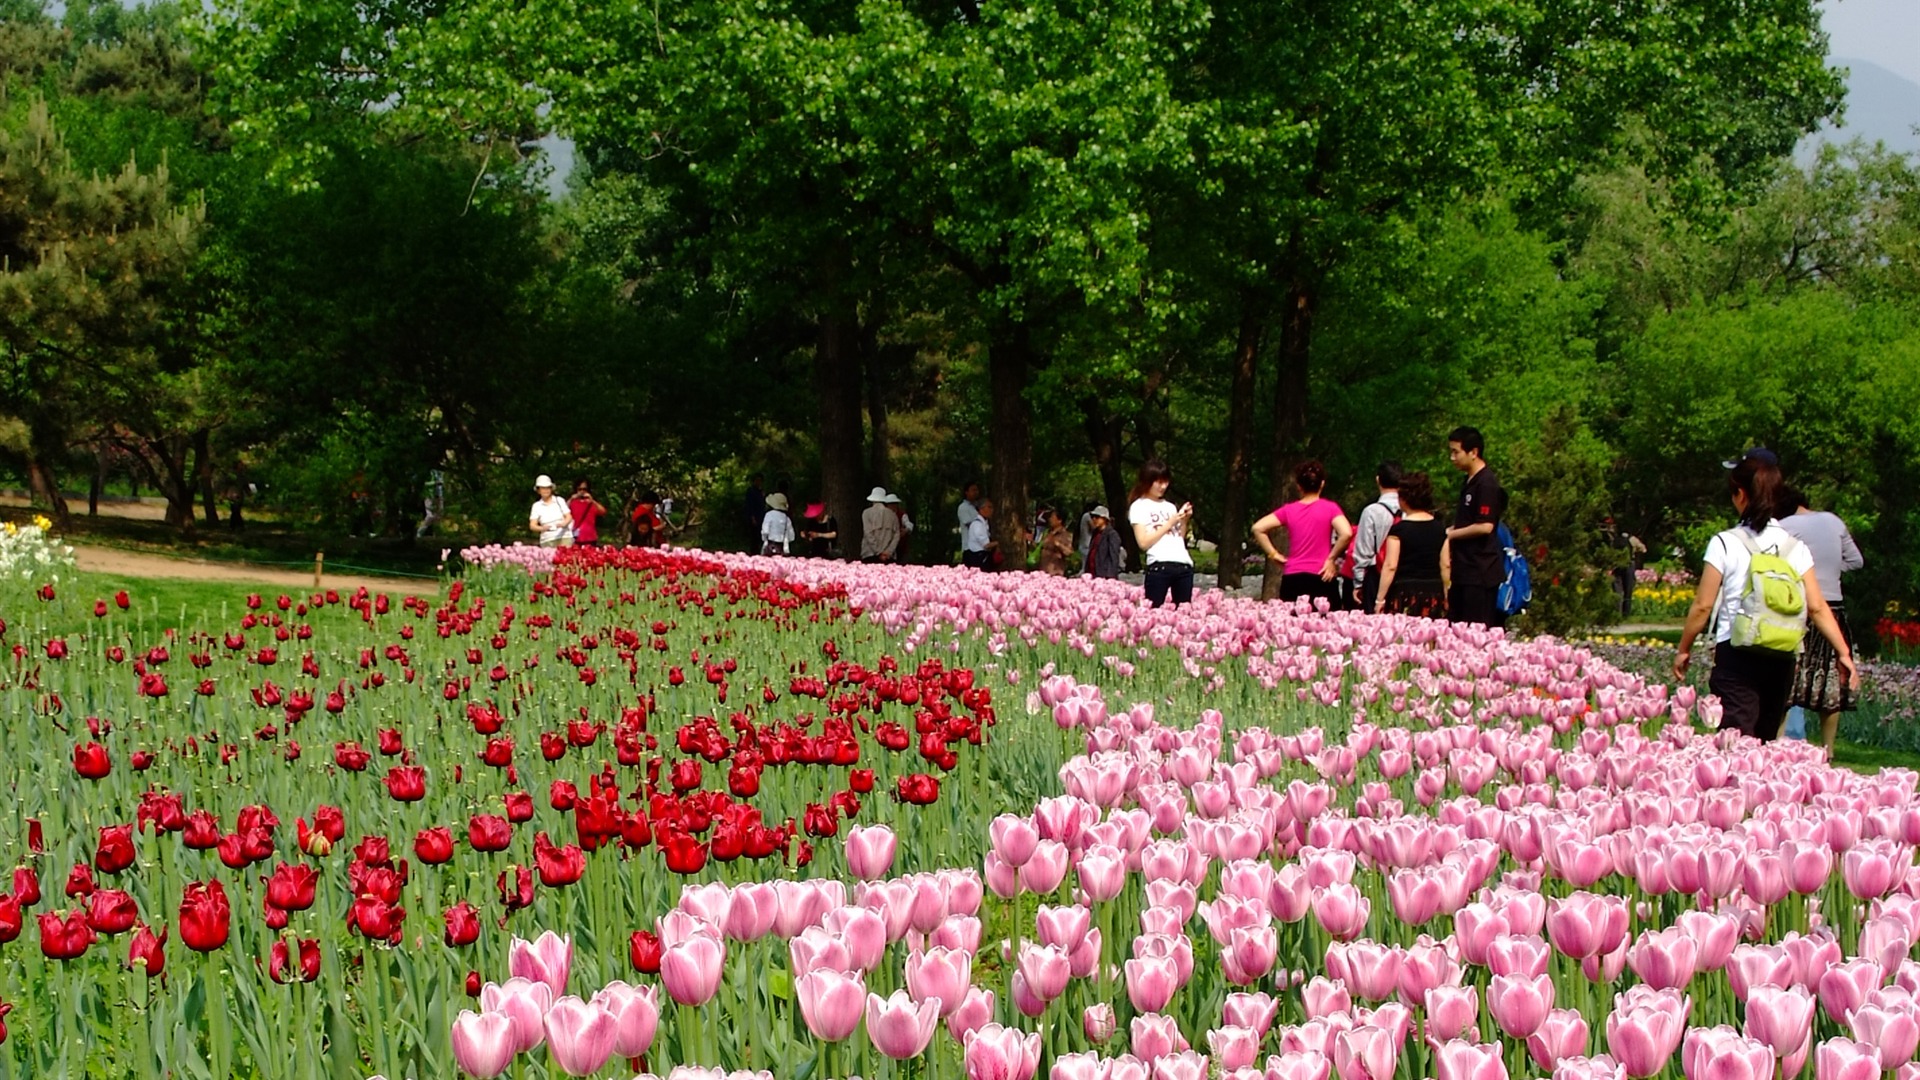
[1251,460,1354,605]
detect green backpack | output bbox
[1729,530,1808,653]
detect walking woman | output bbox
[1127,459,1194,607]
[1251,460,1353,604]
[1369,472,1450,618]
[1778,486,1865,753]
[1673,458,1857,741]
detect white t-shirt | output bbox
[1702,522,1815,645]
[761,510,796,552]
[1128,498,1192,566]
[957,499,980,528]
[963,517,992,553]
[530,498,572,544]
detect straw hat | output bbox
[866,486,891,503]
[765,493,789,511]
[534,475,555,491]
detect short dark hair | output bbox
[1399,472,1435,512]
[1375,460,1404,489]
[1778,484,1809,513]
[1293,459,1327,495]
[963,480,982,496]
[1448,426,1485,457]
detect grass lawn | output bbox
[1,503,451,578]
[56,571,441,631]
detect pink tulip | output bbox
[931,913,984,954]
[843,824,897,880]
[1152,1050,1210,1080]
[1605,991,1688,1079]
[1068,927,1102,979]
[1818,960,1883,1024]
[1050,1052,1104,1080]
[1223,991,1278,1036]
[867,989,941,1059]
[480,978,552,1054]
[1847,997,1920,1071]
[1433,1040,1508,1080]
[1077,848,1128,902]
[1009,971,1047,1018]
[963,1023,1041,1080]
[1126,955,1180,1013]
[1398,940,1461,1003]
[1526,1009,1590,1071]
[1426,985,1480,1043]
[1743,985,1814,1055]
[1207,1024,1259,1070]
[660,934,725,1006]
[679,882,734,928]
[1487,973,1553,1038]
[947,986,996,1044]
[1728,944,1798,1002]
[1782,841,1833,895]
[1267,1050,1333,1080]
[1815,1037,1884,1080]
[1333,1024,1399,1080]
[1454,904,1511,967]
[1859,917,1913,972]
[796,969,866,1041]
[724,882,780,941]
[1083,1003,1117,1044]
[1679,1026,1772,1080]
[1226,924,1279,985]
[1674,910,1739,971]
[589,981,659,1059]
[984,851,1022,898]
[1842,842,1899,900]
[1019,841,1070,894]
[1036,905,1092,953]
[990,815,1040,868]
[508,931,572,1000]
[1313,884,1370,941]
[827,906,889,970]
[541,995,617,1077]
[790,926,853,977]
[1302,977,1351,1019]
[1017,941,1071,1001]
[1552,1055,1627,1080]
[1131,1013,1187,1061]
[451,1009,517,1078]
[1626,928,1698,990]
[905,947,972,1017]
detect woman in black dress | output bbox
[1371,472,1450,619]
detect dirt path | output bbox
[72,545,438,595]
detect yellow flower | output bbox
[32,515,50,530]
[3,522,15,536]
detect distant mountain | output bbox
[1814,57,1920,155]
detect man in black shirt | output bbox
[1444,426,1508,628]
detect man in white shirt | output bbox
[961,496,996,570]
[528,475,574,546]
[956,481,982,530]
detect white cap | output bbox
[534,475,554,490]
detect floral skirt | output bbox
[1383,579,1447,619]
[1790,603,1856,713]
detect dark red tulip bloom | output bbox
[849,768,875,794]
[0,894,22,944]
[73,742,110,780]
[414,827,454,865]
[95,826,136,875]
[0,1000,10,1044]
[65,864,95,898]
[13,867,41,907]
[183,811,221,850]
[26,820,41,855]
[384,766,426,802]
[333,742,371,771]
[217,834,253,870]
[197,679,216,696]
[85,888,138,935]
[264,863,318,912]
[727,763,760,798]
[138,673,168,698]
[324,690,346,714]
[308,806,346,848]
[352,836,391,866]
[669,760,702,793]
[480,738,513,768]
[377,729,404,755]
[803,803,838,839]
[465,970,482,997]
[541,731,567,760]
[39,909,96,960]
[179,880,231,952]
[114,590,130,610]
[896,773,940,805]
[659,830,708,875]
[503,792,534,823]
[245,593,262,610]
[468,815,512,853]
[128,923,165,977]
[443,901,480,947]
[44,638,67,659]
[629,929,662,974]
[497,865,534,913]
[549,780,578,812]
[262,898,288,930]
[533,833,585,888]
[269,938,321,983]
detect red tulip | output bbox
[352,836,392,866]
[443,901,480,947]
[179,881,231,952]
[128,923,165,977]
[85,889,138,935]
[269,938,322,983]
[550,780,578,811]
[896,773,940,805]
[384,766,426,801]
[629,929,663,973]
[377,729,404,755]
[849,768,875,794]
[65,864,95,898]
[12,867,40,907]
[660,830,708,875]
[469,815,513,853]
[264,863,319,912]
[73,742,111,779]
[114,590,129,609]
[414,827,455,865]
[534,832,586,887]
[39,909,96,960]
[503,792,534,823]
[498,865,535,913]
[670,760,702,792]
[334,742,371,771]
[0,894,22,944]
[481,738,513,768]
[95,826,135,875]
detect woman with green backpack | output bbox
[1672,456,1858,741]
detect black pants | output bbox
[1144,562,1193,607]
[1280,573,1338,605]
[1448,583,1505,628]
[1711,642,1797,741]
[961,550,994,571]
[1356,572,1379,613]
[1612,568,1635,617]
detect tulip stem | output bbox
[205,949,232,1080]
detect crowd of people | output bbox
[524,431,1864,756]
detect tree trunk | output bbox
[193,428,220,527]
[141,436,197,535]
[89,445,105,517]
[864,334,892,490]
[1260,280,1315,599]
[988,323,1034,565]
[1080,398,1136,568]
[25,416,71,530]
[1217,295,1265,590]
[814,308,866,560]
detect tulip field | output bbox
[0,541,1917,1080]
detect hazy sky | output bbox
[1822,0,1920,85]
